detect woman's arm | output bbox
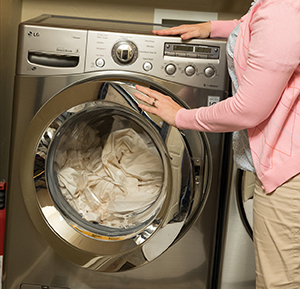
[152,19,241,40]
[176,2,300,132]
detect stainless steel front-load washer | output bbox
[3,15,230,289]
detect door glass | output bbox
[46,102,167,236]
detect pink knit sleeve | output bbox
[210,19,240,38]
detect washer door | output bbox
[21,76,211,272]
[237,169,255,239]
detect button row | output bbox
[165,63,216,78]
[95,58,153,72]
[165,51,219,59]
[95,58,216,78]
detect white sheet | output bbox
[55,126,164,228]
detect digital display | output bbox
[195,46,212,53]
[173,45,193,52]
[164,43,219,59]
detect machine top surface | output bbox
[22,14,168,35]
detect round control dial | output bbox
[165,63,176,75]
[204,66,216,78]
[112,40,138,65]
[185,65,196,76]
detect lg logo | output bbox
[28,31,40,37]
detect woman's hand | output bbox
[134,85,182,127]
[152,22,211,40]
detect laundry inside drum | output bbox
[49,106,165,231]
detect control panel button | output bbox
[204,66,216,78]
[197,54,208,59]
[185,65,196,76]
[165,63,176,75]
[187,53,197,58]
[165,51,176,56]
[208,55,218,59]
[175,52,186,57]
[95,58,105,68]
[143,62,153,71]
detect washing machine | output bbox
[3,15,230,289]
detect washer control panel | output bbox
[85,30,228,90]
[18,18,228,90]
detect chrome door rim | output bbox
[20,74,209,272]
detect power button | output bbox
[95,58,105,68]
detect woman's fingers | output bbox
[153,25,187,36]
[134,85,182,127]
[134,85,162,104]
[137,102,158,115]
[153,23,211,40]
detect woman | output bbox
[134,0,300,288]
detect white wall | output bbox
[21,0,251,22]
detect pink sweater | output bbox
[175,0,300,193]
